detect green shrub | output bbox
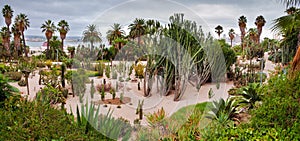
[96,61,105,77]
[4,71,22,81]
[0,98,112,140]
[0,74,19,104]
[134,63,145,78]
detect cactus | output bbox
[120,92,124,103]
[138,82,141,90]
[90,79,95,98]
[136,100,144,119]
[116,81,119,92]
[101,86,105,101]
[110,88,116,99]
[61,63,66,88]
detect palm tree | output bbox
[281,0,300,6]
[106,23,125,49]
[272,8,300,47]
[228,29,235,47]
[41,20,56,59]
[215,25,223,39]
[238,15,247,49]
[248,28,258,43]
[57,20,70,50]
[82,24,102,50]
[285,6,297,14]
[2,5,13,32]
[11,24,21,58]
[255,15,266,43]
[15,13,30,57]
[0,27,10,58]
[128,18,146,46]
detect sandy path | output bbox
[9,54,276,126]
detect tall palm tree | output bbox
[255,15,266,43]
[11,24,21,58]
[57,20,70,50]
[215,25,223,39]
[0,27,10,58]
[15,13,30,57]
[128,18,146,46]
[238,15,247,49]
[228,29,235,47]
[82,24,102,50]
[106,23,125,49]
[41,20,56,59]
[2,5,13,32]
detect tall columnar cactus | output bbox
[136,100,144,120]
[90,79,95,99]
[61,63,66,88]
[115,81,118,92]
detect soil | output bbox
[93,97,131,105]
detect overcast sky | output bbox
[1,0,286,39]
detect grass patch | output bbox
[168,102,210,126]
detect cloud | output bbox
[1,0,286,39]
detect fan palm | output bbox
[2,5,13,31]
[82,24,102,50]
[12,24,21,58]
[238,15,247,49]
[215,25,223,39]
[0,27,10,58]
[58,20,70,50]
[128,18,146,46]
[41,20,56,59]
[15,13,30,57]
[228,29,235,47]
[255,15,266,43]
[272,8,300,47]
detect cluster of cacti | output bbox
[136,100,144,120]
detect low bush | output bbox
[5,71,22,81]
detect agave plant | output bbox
[240,83,261,109]
[206,98,238,125]
[75,101,100,134]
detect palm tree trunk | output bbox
[231,39,233,47]
[22,32,28,57]
[61,39,64,51]
[47,39,50,59]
